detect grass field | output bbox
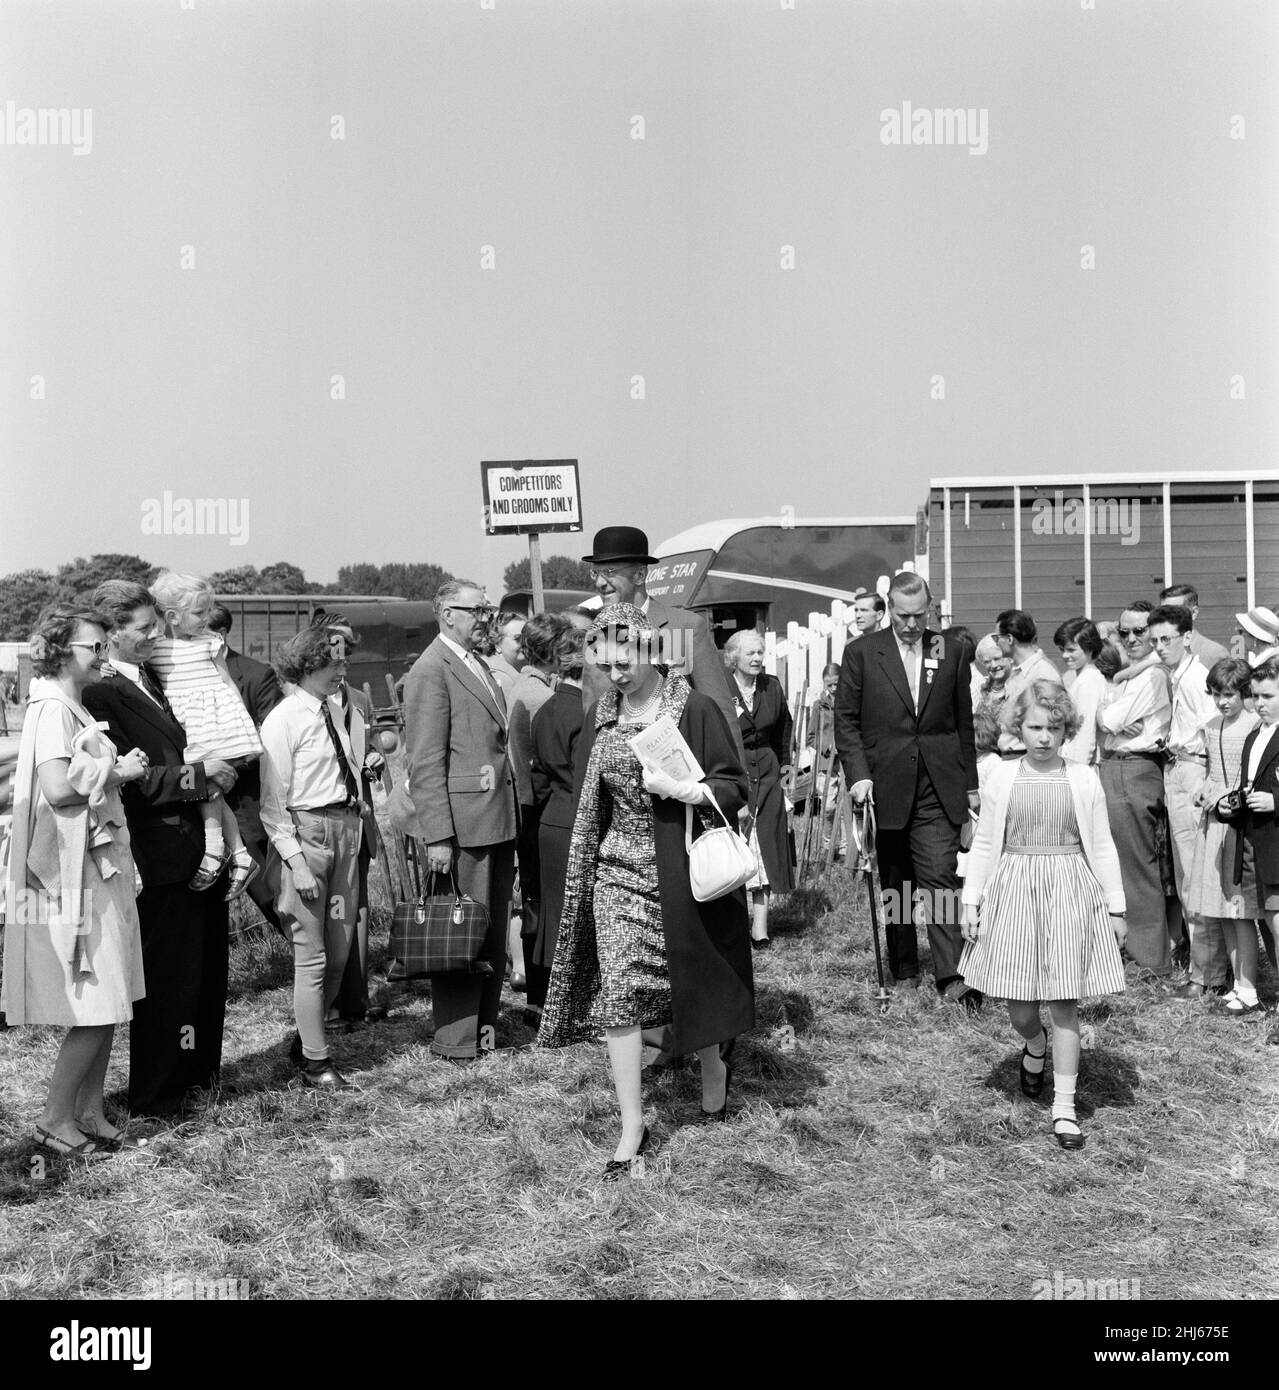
[1,858,1276,1301]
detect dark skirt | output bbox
[534,819,571,969]
[517,802,542,944]
[752,759,796,893]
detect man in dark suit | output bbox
[207,603,285,937]
[834,571,982,1010]
[83,581,238,1117]
[579,525,745,759]
[402,579,519,1060]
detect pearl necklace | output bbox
[621,681,663,719]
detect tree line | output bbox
[0,554,595,640]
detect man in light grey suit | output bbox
[402,579,519,1060]
[580,525,745,760]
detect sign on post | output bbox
[481,459,583,615]
[480,460,583,535]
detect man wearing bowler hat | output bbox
[581,526,744,759]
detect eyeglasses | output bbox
[1150,634,1182,647]
[70,641,108,656]
[1117,627,1148,639]
[445,605,494,617]
[589,566,636,581]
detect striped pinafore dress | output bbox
[959,763,1126,1002]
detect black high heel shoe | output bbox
[701,1044,734,1122]
[603,1126,650,1180]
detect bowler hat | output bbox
[582,526,657,566]
[1236,606,1279,644]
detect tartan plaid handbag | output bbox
[390,837,493,977]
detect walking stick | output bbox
[849,792,891,1014]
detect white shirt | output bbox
[1166,654,1215,758]
[894,635,920,706]
[260,688,360,860]
[110,658,162,708]
[1097,665,1171,753]
[1062,665,1106,765]
[1247,723,1278,784]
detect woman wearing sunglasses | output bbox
[2,606,150,1156]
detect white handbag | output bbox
[685,787,757,903]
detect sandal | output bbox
[77,1121,149,1151]
[34,1125,106,1158]
[224,856,260,902]
[189,850,231,893]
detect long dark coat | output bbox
[529,682,586,969]
[538,676,754,1056]
[733,672,795,892]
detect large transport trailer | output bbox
[650,516,922,642]
[927,473,1279,647]
[213,594,437,702]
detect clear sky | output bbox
[1,0,1274,597]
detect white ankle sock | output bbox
[1052,1072,1078,1128]
[205,825,225,857]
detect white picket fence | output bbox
[764,567,912,713]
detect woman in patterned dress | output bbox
[959,680,1127,1151]
[539,604,753,1178]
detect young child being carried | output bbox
[149,571,262,898]
[960,680,1127,1151]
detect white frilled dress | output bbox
[959,763,1126,1002]
[149,634,263,762]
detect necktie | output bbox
[139,664,174,718]
[473,656,508,720]
[322,700,361,805]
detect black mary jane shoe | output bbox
[751,936,771,951]
[603,1126,651,1180]
[1019,1044,1046,1099]
[1053,1118,1084,1151]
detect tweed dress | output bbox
[588,717,672,1028]
[959,763,1126,1001]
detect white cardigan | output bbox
[961,759,1126,914]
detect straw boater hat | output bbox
[1236,606,1279,667]
[1236,606,1279,644]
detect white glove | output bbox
[642,767,707,804]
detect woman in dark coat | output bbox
[539,604,753,1178]
[528,622,586,1018]
[724,630,795,948]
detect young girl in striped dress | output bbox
[959,680,1127,1151]
[149,571,262,898]
[1189,658,1260,1013]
